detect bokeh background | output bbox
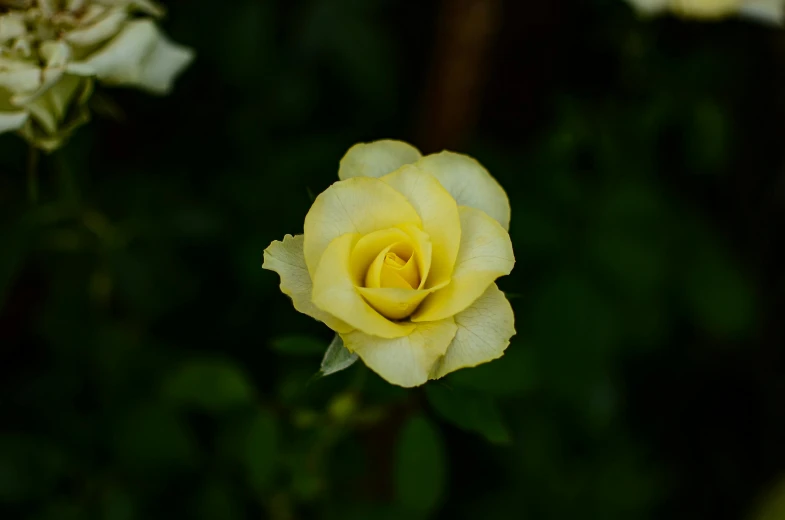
[2,0,785,518]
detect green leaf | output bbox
[0,435,66,502]
[683,246,755,339]
[425,384,511,445]
[318,335,358,378]
[112,404,196,475]
[446,342,537,398]
[162,359,255,412]
[271,335,326,356]
[245,410,279,492]
[394,416,446,513]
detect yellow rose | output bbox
[263,140,516,388]
[625,0,783,22]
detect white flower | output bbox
[0,0,194,151]
[625,0,784,23]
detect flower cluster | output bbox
[0,0,193,151]
[264,140,516,388]
[625,0,783,23]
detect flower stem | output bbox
[27,146,39,204]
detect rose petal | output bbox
[69,20,194,95]
[412,206,514,322]
[262,234,353,334]
[338,139,422,180]
[431,283,515,379]
[415,151,511,231]
[303,176,421,276]
[381,165,460,288]
[739,0,784,24]
[312,233,415,338]
[0,111,29,133]
[343,318,458,388]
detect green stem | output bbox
[27,146,39,204]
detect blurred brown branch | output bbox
[417,0,501,153]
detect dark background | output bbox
[2,0,785,518]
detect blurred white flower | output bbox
[0,0,194,151]
[624,0,784,24]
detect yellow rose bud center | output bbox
[364,241,420,290]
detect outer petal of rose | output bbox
[381,165,460,287]
[623,0,669,15]
[303,176,421,276]
[412,206,514,322]
[262,234,353,334]
[0,111,28,133]
[312,233,415,338]
[342,318,458,388]
[65,9,128,47]
[739,0,784,24]
[430,283,515,379]
[415,151,511,231]
[670,0,737,18]
[338,140,422,180]
[68,20,194,95]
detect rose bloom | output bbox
[0,0,193,151]
[263,140,516,388]
[625,0,783,21]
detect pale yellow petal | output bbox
[400,224,433,289]
[357,278,449,321]
[381,165,460,287]
[312,233,415,339]
[412,206,514,322]
[431,284,515,379]
[739,0,784,24]
[338,140,422,180]
[349,228,410,285]
[343,318,458,388]
[415,151,511,230]
[262,234,352,334]
[303,177,421,275]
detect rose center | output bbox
[364,241,420,290]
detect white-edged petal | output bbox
[70,19,194,95]
[739,0,784,24]
[0,111,29,133]
[311,233,415,339]
[343,318,458,388]
[412,206,514,322]
[303,176,421,276]
[431,283,515,379]
[338,140,422,180]
[381,165,461,287]
[66,9,128,47]
[416,151,511,230]
[262,234,353,334]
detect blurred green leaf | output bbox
[101,488,136,520]
[245,410,279,493]
[683,240,755,339]
[0,435,65,502]
[271,334,326,356]
[446,343,537,398]
[425,384,511,445]
[394,416,446,513]
[162,359,255,412]
[195,480,244,520]
[112,404,196,474]
[318,335,358,377]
